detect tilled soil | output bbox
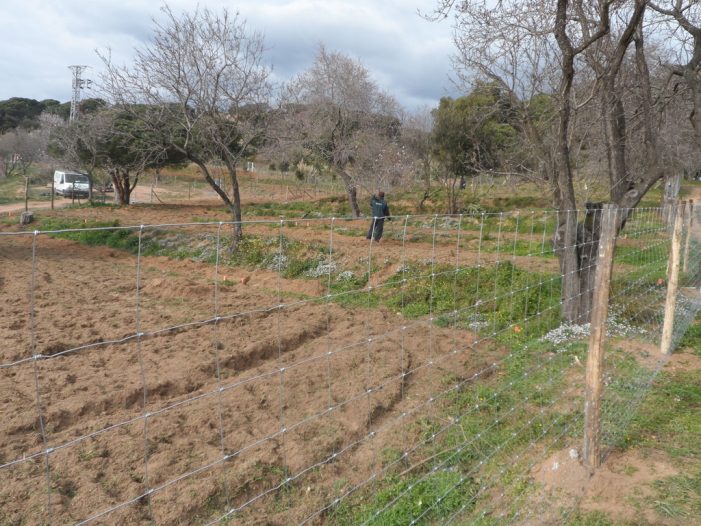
[0,232,499,525]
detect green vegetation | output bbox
[622,369,701,460]
[615,242,668,267]
[652,471,701,521]
[606,358,701,523]
[564,510,619,525]
[328,336,588,525]
[0,96,107,132]
[245,196,352,218]
[382,261,561,342]
[0,171,51,204]
[678,317,701,355]
[332,471,474,525]
[39,218,141,251]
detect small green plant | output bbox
[678,318,701,355]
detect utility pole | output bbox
[68,65,91,123]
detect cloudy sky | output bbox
[0,0,461,111]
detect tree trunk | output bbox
[192,157,233,207]
[448,176,458,214]
[685,71,701,150]
[602,83,628,203]
[225,159,243,248]
[111,168,131,205]
[555,207,581,323]
[576,204,604,322]
[338,169,360,218]
[553,56,581,322]
[190,155,243,250]
[553,0,588,324]
[87,172,94,205]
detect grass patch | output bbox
[0,177,52,204]
[331,471,475,525]
[678,318,701,355]
[620,369,701,459]
[614,242,668,267]
[383,261,561,343]
[564,510,621,525]
[38,218,141,252]
[652,470,701,520]
[481,238,556,258]
[245,196,352,219]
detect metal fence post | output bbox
[661,200,686,356]
[583,203,619,471]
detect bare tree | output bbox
[284,45,400,217]
[100,6,272,243]
[649,2,701,142]
[0,130,38,178]
[401,107,435,209]
[435,0,665,323]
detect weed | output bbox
[678,318,701,355]
[652,470,701,519]
[330,471,476,525]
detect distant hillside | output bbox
[0,97,105,132]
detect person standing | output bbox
[366,191,391,242]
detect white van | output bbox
[54,170,90,198]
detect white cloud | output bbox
[0,0,460,110]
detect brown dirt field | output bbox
[2,185,696,524]
[0,231,502,525]
[21,201,563,277]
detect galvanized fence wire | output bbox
[485,207,700,526]
[0,206,698,525]
[519,225,699,525]
[342,207,690,526]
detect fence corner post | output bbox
[583,203,619,472]
[660,200,686,356]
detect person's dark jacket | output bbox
[371,195,390,219]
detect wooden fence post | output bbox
[661,200,686,356]
[663,173,682,232]
[683,199,694,273]
[583,203,620,471]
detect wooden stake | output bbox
[683,199,694,273]
[51,178,54,210]
[583,203,619,471]
[661,200,686,356]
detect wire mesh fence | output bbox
[1,203,699,525]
